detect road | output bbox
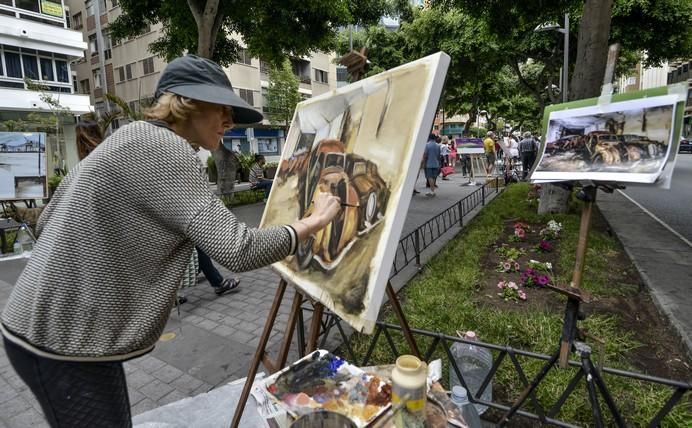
[621,153,692,242]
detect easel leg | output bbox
[275,291,303,370]
[306,302,324,353]
[230,279,288,428]
[386,282,421,359]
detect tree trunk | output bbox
[569,0,615,101]
[213,145,239,195]
[538,0,614,215]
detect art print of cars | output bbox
[679,137,692,153]
[295,138,390,271]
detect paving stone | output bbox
[128,388,146,406]
[126,369,156,390]
[133,355,167,372]
[169,374,204,395]
[220,316,242,327]
[157,389,189,406]
[0,396,32,419]
[207,302,228,312]
[131,398,159,416]
[8,408,48,428]
[204,311,226,322]
[139,378,174,402]
[191,382,213,396]
[151,364,185,384]
[196,319,220,331]
[212,324,235,338]
[229,330,254,344]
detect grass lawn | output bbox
[347,183,691,427]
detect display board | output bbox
[0,132,47,199]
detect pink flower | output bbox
[537,275,550,286]
[514,262,520,271]
[508,282,519,290]
[515,228,526,238]
[518,290,527,300]
[503,262,512,271]
[497,281,506,289]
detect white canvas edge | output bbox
[261,52,450,334]
[531,94,679,184]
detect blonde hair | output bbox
[145,92,202,124]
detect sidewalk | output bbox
[598,190,692,356]
[0,170,500,427]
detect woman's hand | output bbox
[291,192,341,241]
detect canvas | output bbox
[260,53,450,333]
[531,85,687,185]
[0,132,47,199]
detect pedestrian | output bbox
[448,139,457,168]
[483,131,496,176]
[249,154,273,202]
[519,131,539,180]
[423,133,441,196]
[0,54,342,427]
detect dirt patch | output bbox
[475,209,691,381]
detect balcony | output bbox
[0,14,87,59]
[0,1,66,28]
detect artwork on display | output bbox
[532,87,687,185]
[261,52,450,333]
[455,137,485,154]
[0,132,47,199]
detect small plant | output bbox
[521,268,551,287]
[527,259,552,272]
[495,245,525,260]
[496,259,521,273]
[497,280,527,302]
[540,219,562,240]
[534,239,553,253]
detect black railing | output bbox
[390,178,500,278]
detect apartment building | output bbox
[0,0,91,178]
[66,0,339,161]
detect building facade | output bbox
[0,0,91,183]
[66,0,338,162]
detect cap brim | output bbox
[167,84,264,125]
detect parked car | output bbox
[295,138,389,271]
[679,137,692,154]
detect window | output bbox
[116,66,124,82]
[141,57,154,75]
[314,68,328,84]
[237,88,254,105]
[142,23,151,33]
[80,78,90,93]
[128,100,140,112]
[4,52,22,78]
[125,62,135,79]
[22,54,39,79]
[102,30,112,60]
[88,34,98,56]
[15,0,39,13]
[93,68,102,88]
[260,60,271,74]
[85,0,95,16]
[111,0,118,7]
[40,57,54,81]
[237,49,252,65]
[73,12,83,29]
[98,0,106,12]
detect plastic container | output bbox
[391,354,427,415]
[449,331,493,414]
[13,224,35,255]
[450,386,482,428]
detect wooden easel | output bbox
[230,279,421,427]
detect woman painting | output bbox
[1,55,341,427]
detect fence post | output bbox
[414,228,421,267]
[496,177,499,193]
[458,200,463,227]
[482,184,486,206]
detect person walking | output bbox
[0,54,341,427]
[423,133,441,196]
[449,139,457,169]
[483,131,496,176]
[519,131,539,180]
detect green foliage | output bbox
[110,0,390,66]
[0,119,26,132]
[47,175,63,195]
[265,60,302,130]
[236,152,256,172]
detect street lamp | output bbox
[535,13,569,103]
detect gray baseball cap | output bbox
[155,54,263,125]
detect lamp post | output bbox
[535,13,570,103]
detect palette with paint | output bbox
[264,350,392,427]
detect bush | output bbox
[207,155,217,183]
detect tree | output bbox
[110,0,390,195]
[265,60,302,134]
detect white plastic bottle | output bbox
[14,224,34,255]
[449,331,493,414]
[450,386,482,428]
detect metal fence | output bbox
[390,178,500,278]
[293,178,690,426]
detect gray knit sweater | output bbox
[1,121,296,361]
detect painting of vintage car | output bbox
[295,138,390,271]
